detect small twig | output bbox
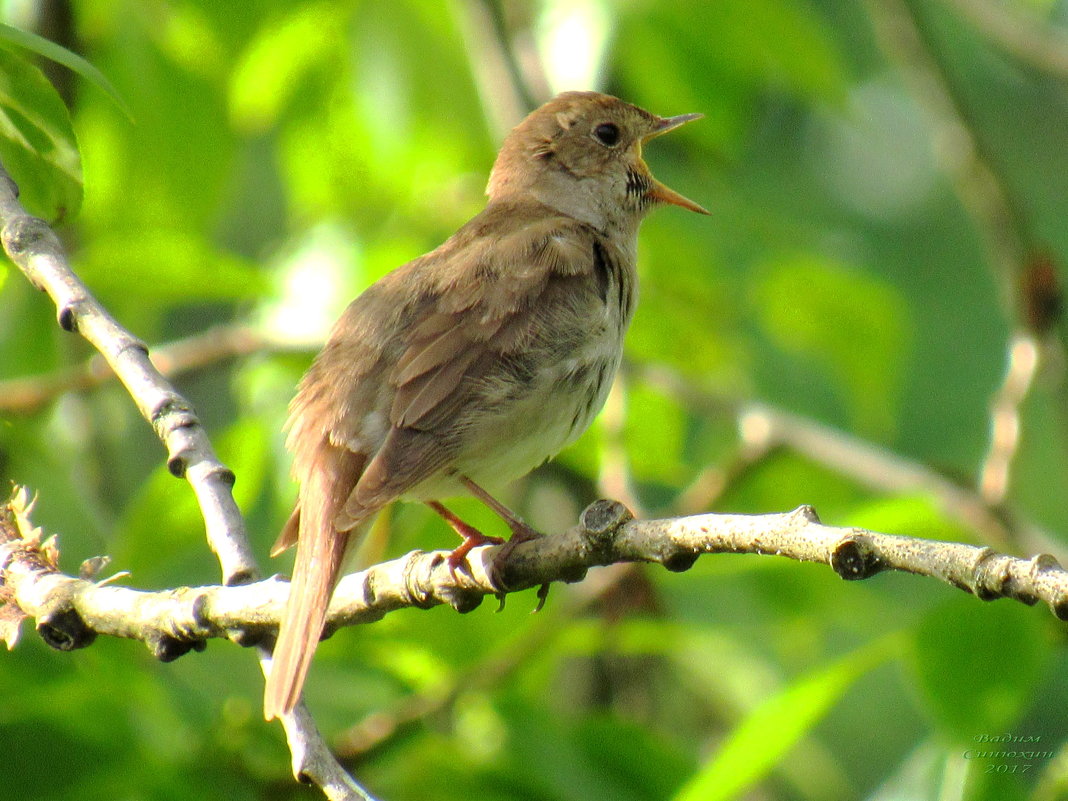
[868,0,1065,543]
[453,0,537,140]
[333,559,636,760]
[979,332,1041,505]
[0,323,300,415]
[276,699,381,801]
[626,361,1029,549]
[869,0,1031,309]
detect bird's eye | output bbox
[593,122,620,147]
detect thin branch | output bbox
[453,0,536,141]
[0,164,371,800]
[333,561,636,760]
[868,0,1031,308]
[868,0,1060,513]
[979,332,1040,505]
[625,361,1031,548]
[941,0,1068,81]
[0,165,256,587]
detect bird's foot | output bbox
[445,528,506,573]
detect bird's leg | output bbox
[426,500,504,571]
[460,476,542,544]
[462,476,548,603]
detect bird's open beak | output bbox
[641,113,709,215]
[646,112,704,140]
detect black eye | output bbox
[593,122,620,147]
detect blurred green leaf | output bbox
[76,230,266,303]
[0,46,81,221]
[752,255,913,435]
[911,596,1052,742]
[228,2,350,133]
[0,23,132,120]
[674,636,897,801]
[624,383,687,483]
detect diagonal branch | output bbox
[0,163,375,800]
[0,165,257,587]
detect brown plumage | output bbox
[263,91,706,720]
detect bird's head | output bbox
[487,91,708,231]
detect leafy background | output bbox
[2,0,1068,799]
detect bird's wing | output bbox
[336,205,611,526]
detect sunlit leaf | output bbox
[752,255,913,435]
[674,636,897,801]
[0,46,81,221]
[0,23,131,120]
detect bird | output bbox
[263,90,707,720]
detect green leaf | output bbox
[674,636,897,801]
[0,23,132,120]
[911,596,1051,742]
[0,46,81,221]
[752,255,913,435]
[76,230,267,303]
[228,2,349,133]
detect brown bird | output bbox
[263,91,707,720]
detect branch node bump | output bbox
[147,632,202,662]
[117,338,149,358]
[151,396,195,427]
[166,454,188,478]
[58,304,78,332]
[791,504,821,524]
[971,547,1002,600]
[580,499,632,543]
[1,214,56,257]
[830,534,880,580]
[402,552,436,610]
[37,607,96,651]
[663,550,699,573]
[449,591,484,614]
[209,465,237,488]
[1052,596,1068,622]
[224,566,256,587]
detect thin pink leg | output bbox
[426,500,504,571]
[460,477,541,542]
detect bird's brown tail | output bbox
[264,446,365,720]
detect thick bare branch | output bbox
[5,497,1067,662]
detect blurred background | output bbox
[2,0,1068,799]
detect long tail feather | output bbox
[264,445,364,720]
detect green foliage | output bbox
[911,597,1052,742]
[675,636,897,801]
[2,1,1068,800]
[0,45,81,220]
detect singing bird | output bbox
[264,91,707,720]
